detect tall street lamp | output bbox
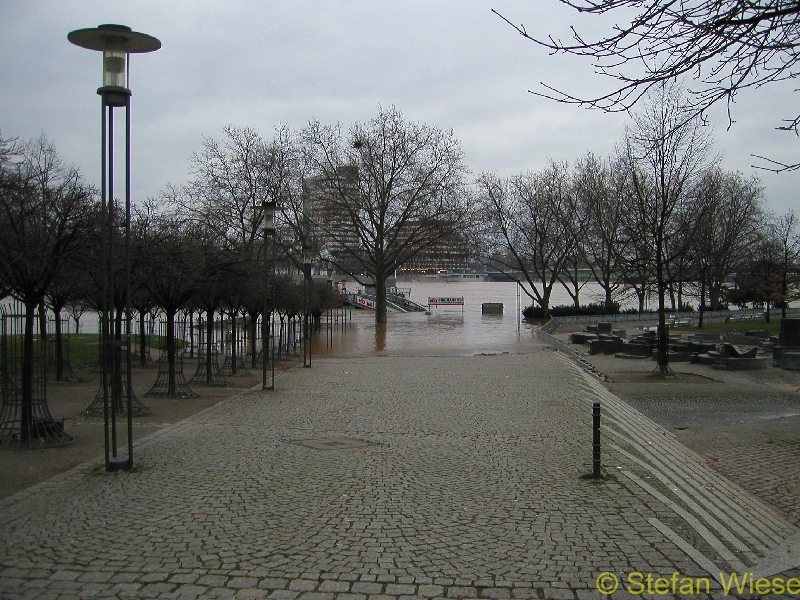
[68,24,160,472]
[262,200,276,390]
[302,244,313,368]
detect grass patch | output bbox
[64,334,180,368]
[646,372,677,380]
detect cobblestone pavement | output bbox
[1,348,797,599]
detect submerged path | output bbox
[0,348,797,599]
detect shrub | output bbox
[522,302,621,319]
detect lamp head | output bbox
[68,24,160,105]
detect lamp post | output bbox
[262,201,276,390]
[68,24,160,472]
[302,244,312,368]
[326,264,333,347]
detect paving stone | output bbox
[295,593,333,600]
[288,580,318,592]
[353,582,385,595]
[234,589,269,599]
[418,585,444,598]
[268,591,301,600]
[0,353,794,600]
[479,589,511,599]
[448,586,479,598]
[386,584,418,596]
[318,580,350,593]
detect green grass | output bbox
[646,372,677,380]
[61,333,182,368]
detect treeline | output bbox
[3,91,798,349]
[475,85,800,325]
[0,131,335,346]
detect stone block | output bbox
[597,322,612,334]
[781,351,800,370]
[618,341,650,357]
[780,319,800,346]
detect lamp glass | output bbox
[303,247,312,265]
[103,37,127,88]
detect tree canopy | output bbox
[495,1,800,168]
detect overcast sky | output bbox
[2,1,798,216]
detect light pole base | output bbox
[107,456,131,472]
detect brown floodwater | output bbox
[309,279,611,357]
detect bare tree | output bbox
[770,211,800,318]
[303,106,469,323]
[689,168,765,326]
[477,161,577,318]
[573,153,630,311]
[495,1,800,168]
[141,212,204,397]
[619,84,715,373]
[0,134,93,442]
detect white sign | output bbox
[428,297,464,306]
[356,296,376,310]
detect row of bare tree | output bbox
[476,84,799,373]
[3,94,798,363]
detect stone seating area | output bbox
[772,345,800,367]
[696,342,768,370]
[566,318,800,373]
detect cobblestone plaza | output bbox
[1,346,798,599]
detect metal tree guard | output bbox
[145,317,198,398]
[263,200,276,390]
[303,244,312,368]
[0,309,74,448]
[68,24,161,471]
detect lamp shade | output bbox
[68,24,161,90]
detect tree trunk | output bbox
[167,309,176,397]
[698,278,706,329]
[656,248,671,374]
[249,310,258,368]
[139,311,147,367]
[230,312,238,375]
[21,299,37,444]
[206,309,214,385]
[604,283,614,313]
[375,275,388,324]
[54,308,64,382]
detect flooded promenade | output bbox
[1,280,798,599]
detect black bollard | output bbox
[592,400,602,481]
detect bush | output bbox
[522,302,620,320]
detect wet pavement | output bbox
[1,343,799,599]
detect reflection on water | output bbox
[311,280,552,357]
[374,323,387,352]
[35,280,612,355]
